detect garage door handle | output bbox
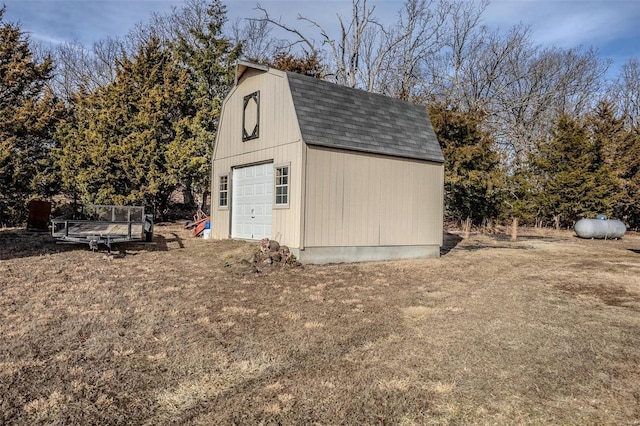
[251,208,255,219]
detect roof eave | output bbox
[235,60,270,85]
[303,140,445,164]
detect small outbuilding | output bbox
[210,61,444,263]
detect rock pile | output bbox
[252,238,301,272]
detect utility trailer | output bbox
[51,204,153,252]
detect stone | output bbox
[268,240,280,251]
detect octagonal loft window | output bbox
[242,91,259,141]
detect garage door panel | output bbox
[231,163,273,240]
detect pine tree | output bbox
[532,114,619,227]
[266,52,324,78]
[591,101,640,228]
[56,2,242,218]
[614,130,640,228]
[429,104,504,225]
[0,7,64,225]
[171,0,242,208]
[504,165,540,226]
[56,37,192,218]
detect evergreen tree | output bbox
[171,0,242,208]
[56,1,241,217]
[592,101,640,227]
[532,114,619,227]
[0,7,64,225]
[429,104,504,225]
[266,52,324,78]
[614,130,640,228]
[503,165,540,226]
[56,38,192,218]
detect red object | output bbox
[193,217,210,236]
[185,210,208,229]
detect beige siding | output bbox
[304,146,444,247]
[211,68,304,249]
[211,65,443,254]
[213,68,301,161]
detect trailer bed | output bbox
[51,205,153,251]
[58,222,144,237]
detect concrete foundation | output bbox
[293,245,441,265]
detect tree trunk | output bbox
[200,190,211,214]
[463,217,471,239]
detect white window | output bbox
[275,165,289,207]
[218,175,229,208]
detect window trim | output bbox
[218,174,229,209]
[274,163,290,209]
[242,91,260,142]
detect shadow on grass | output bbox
[455,244,532,252]
[0,228,161,260]
[491,234,562,242]
[441,232,463,256]
[441,231,557,254]
[0,228,77,260]
[153,232,185,251]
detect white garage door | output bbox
[231,163,273,240]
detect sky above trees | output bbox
[3,0,639,78]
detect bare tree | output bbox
[436,0,489,106]
[248,0,612,169]
[50,38,121,101]
[50,0,232,102]
[609,57,640,131]
[90,37,121,85]
[495,45,609,162]
[551,46,610,117]
[254,0,381,87]
[263,0,381,87]
[252,3,321,56]
[231,17,282,63]
[421,2,609,166]
[457,24,532,112]
[376,0,450,99]
[254,0,452,96]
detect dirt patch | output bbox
[1,225,640,424]
[556,282,640,310]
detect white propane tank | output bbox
[574,218,626,239]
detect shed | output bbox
[210,61,444,263]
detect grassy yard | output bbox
[1,225,639,425]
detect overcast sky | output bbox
[3,0,639,79]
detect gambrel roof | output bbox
[286,71,444,163]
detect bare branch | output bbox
[252,3,318,56]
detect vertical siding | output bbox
[211,143,303,248]
[211,68,304,249]
[213,69,301,161]
[304,146,443,247]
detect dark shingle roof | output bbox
[286,72,444,163]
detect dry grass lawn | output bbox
[1,224,639,425]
